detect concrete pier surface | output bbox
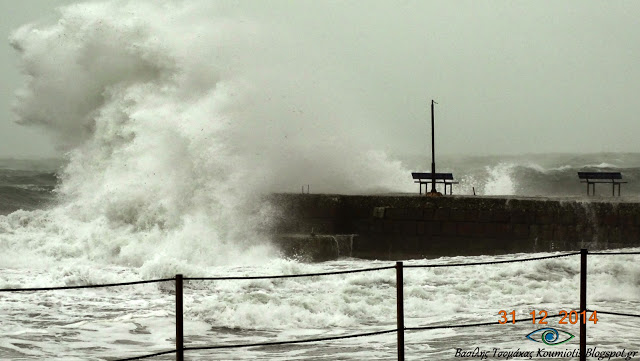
[266,193,640,261]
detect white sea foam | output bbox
[483,163,517,195]
[585,162,620,169]
[2,2,640,358]
[3,0,413,270]
[1,250,638,360]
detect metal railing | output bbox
[2,249,639,360]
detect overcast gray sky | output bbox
[1,0,75,158]
[2,1,639,158]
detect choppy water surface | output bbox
[2,251,639,360]
[2,1,640,359]
[1,157,639,360]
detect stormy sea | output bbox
[2,154,639,360]
[1,1,639,360]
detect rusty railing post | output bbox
[396,261,404,361]
[176,274,184,361]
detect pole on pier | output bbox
[430,100,437,193]
[396,261,405,361]
[579,249,587,361]
[176,274,184,361]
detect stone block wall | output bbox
[267,194,640,260]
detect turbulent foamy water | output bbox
[1,0,640,360]
[2,159,639,361]
[1,251,639,360]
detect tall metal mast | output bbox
[430,100,437,193]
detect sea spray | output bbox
[3,0,413,269]
[483,163,517,195]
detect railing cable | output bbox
[587,309,640,318]
[183,328,397,351]
[114,349,176,361]
[589,251,640,255]
[184,265,395,281]
[0,278,174,292]
[404,252,579,268]
[406,314,563,332]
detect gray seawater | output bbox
[399,152,640,198]
[0,160,59,216]
[3,153,640,216]
[1,156,639,360]
[1,254,639,360]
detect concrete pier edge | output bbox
[265,193,640,261]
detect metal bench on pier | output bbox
[412,172,459,195]
[577,171,626,196]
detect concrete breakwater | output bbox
[266,194,640,260]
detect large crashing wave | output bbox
[2,1,411,268]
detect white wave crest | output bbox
[483,163,516,195]
[3,0,412,269]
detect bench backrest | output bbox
[577,172,622,180]
[412,172,454,180]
